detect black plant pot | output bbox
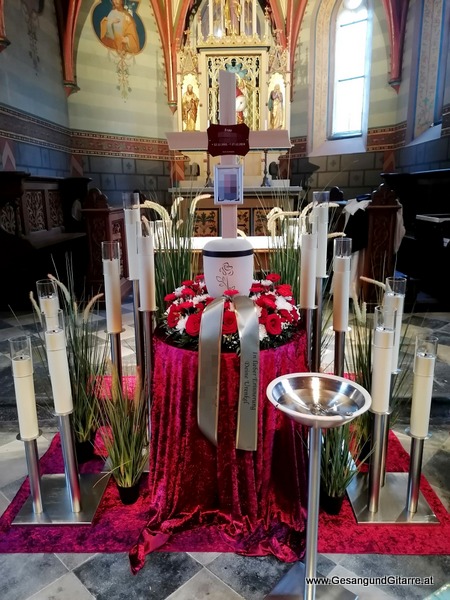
[75,439,95,464]
[117,481,141,505]
[320,488,345,515]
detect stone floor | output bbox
[0,293,448,600]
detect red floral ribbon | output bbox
[197,296,260,451]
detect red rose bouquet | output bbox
[160,273,301,351]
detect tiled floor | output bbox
[0,295,448,600]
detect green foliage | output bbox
[320,423,369,498]
[99,367,149,488]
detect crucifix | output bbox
[166,70,291,239]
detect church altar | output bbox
[129,331,309,573]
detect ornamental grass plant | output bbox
[99,366,149,490]
[29,262,108,445]
[141,193,210,317]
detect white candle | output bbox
[332,255,351,332]
[45,328,73,415]
[299,232,317,309]
[12,353,39,440]
[384,291,405,373]
[313,202,329,278]
[124,206,140,280]
[410,353,436,438]
[370,326,394,413]
[102,257,122,333]
[138,233,157,311]
[39,295,60,330]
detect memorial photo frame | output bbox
[214,165,243,205]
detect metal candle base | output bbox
[12,472,110,525]
[347,471,438,524]
[18,434,43,515]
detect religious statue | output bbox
[182,84,200,131]
[100,0,140,54]
[224,0,241,35]
[235,77,247,124]
[268,84,284,129]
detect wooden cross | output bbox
[167,71,291,238]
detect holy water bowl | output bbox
[266,372,372,429]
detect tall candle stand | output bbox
[138,218,157,444]
[332,237,351,377]
[299,226,317,370]
[11,323,110,525]
[123,193,145,375]
[311,196,329,372]
[379,276,407,485]
[102,240,123,383]
[10,335,43,515]
[266,373,372,600]
[347,331,439,524]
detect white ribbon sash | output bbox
[197,296,260,451]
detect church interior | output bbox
[0,0,449,599]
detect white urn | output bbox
[202,238,254,298]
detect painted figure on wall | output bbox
[268,84,284,129]
[182,84,200,131]
[100,0,140,54]
[93,0,145,55]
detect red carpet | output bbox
[0,432,449,557]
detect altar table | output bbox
[129,331,309,573]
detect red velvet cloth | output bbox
[129,332,310,573]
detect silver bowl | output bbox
[266,372,372,428]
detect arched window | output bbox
[330,0,369,139]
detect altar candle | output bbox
[383,276,407,373]
[299,232,317,309]
[332,237,351,333]
[10,336,39,440]
[44,314,73,415]
[312,194,329,279]
[123,192,141,281]
[102,241,123,333]
[370,306,395,414]
[36,279,60,330]
[138,223,157,312]
[410,335,438,438]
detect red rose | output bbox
[266,273,281,283]
[258,307,268,324]
[279,308,294,323]
[185,312,202,336]
[195,274,205,282]
[276,284,293,297]
[225,289,239,296]
[250,284,264,294]
[178,301,194,311]
[222,310,238,335]
[167,307,181,328]
[256,295,277,310]
[182,279,194,286]
[181,287,195,297]
[164,292,177,303]
[266,313,282,335]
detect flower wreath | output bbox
[160,273,301,352]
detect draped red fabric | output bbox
[129,331,310,573]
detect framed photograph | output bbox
[214,165,243,205]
